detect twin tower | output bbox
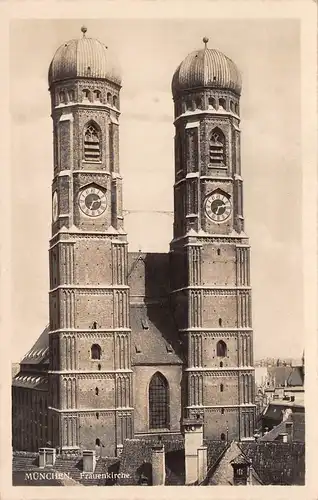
[47,29,255,456]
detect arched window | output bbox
[218,318,222,327]
[91,344,101,360]
[208,97,216,109]
[82,89,90,101]
[59,91,65,104]
[230,100,235,112]
[195,98,201,109]
[219,98,226,110]
[221,408,225,415]
[84,122,101,162]
[96,438,101,446]
[220,383,224,392]
[220,361,223,368]
[93,90,101,101]
[68,89,75,102]
[95,387,99,396]
[113,95,118,108]
[98,363,101,371]
[220,433,226,441]
[217,340,227,357]
[149,372,169,429]
[235,103,239,115]
[107,92,112,105]
[209,128,225,166]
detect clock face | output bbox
[79,186,107,217]
[52,191,58,222]
[205,192,232,223]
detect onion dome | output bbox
[48,26,121,87]
[172,37,241,97]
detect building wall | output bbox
[133,365,182,435]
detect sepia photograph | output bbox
[5,7,316,493]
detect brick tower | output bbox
[47,27,132,456]
[170,38,256,440]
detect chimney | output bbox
[197,446,207,484]
[183,416,204,485]
[38,448,56,468]
[82,450,96,473]
[151,442,165,485]
[285,421,294,442]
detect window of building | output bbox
[209,128,225,166]
[96,438,101,446]
[82,89,90,100]
[195,98,201,109]
[91,344,101,360]
[219,98,226,110]
[96,412,99,419]
[208,97,216,109]
[84,122,101,162]
[220,361,223,368]
[68,89,75,102]
[113,95,118,108]
[59,91,65,104]
[95,387,99,396]
[107,92,112,105]
[217,340,227,357]
[93,90,101,101]
[149,372,169,430]
[220,383,224,392]
[218,318,222,327]
[221,408,225,415]
[221,433,226,441]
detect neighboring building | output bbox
[12,30,256,456]
[12,419,305,486]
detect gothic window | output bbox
[113,95,118,108]
[91,344,101,360]
[84,122,101,162]
[209,128,225,166]
[149,372,169,430]
[221,433,226,441]
[217,340,227,357]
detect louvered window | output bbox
[84,123,101,162]
[209,128,225,166]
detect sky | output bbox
[10,18,303,362]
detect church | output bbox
[12,28,256,458]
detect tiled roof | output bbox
[267,366,293,387]
[12,373,48,390]
[240,442,305,485]
[130,303,183,365]
[128,252,170,300]
[287,366,304,386]
[118,436,185,485]
[12,451,120,486]
[20,325,50,366]
[259,413,305,443]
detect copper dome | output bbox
[48,29,121,86]
[172,40,241,97]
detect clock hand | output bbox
[89,199,96,210]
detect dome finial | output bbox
[203,36,209,49]
[81,26,87,37]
